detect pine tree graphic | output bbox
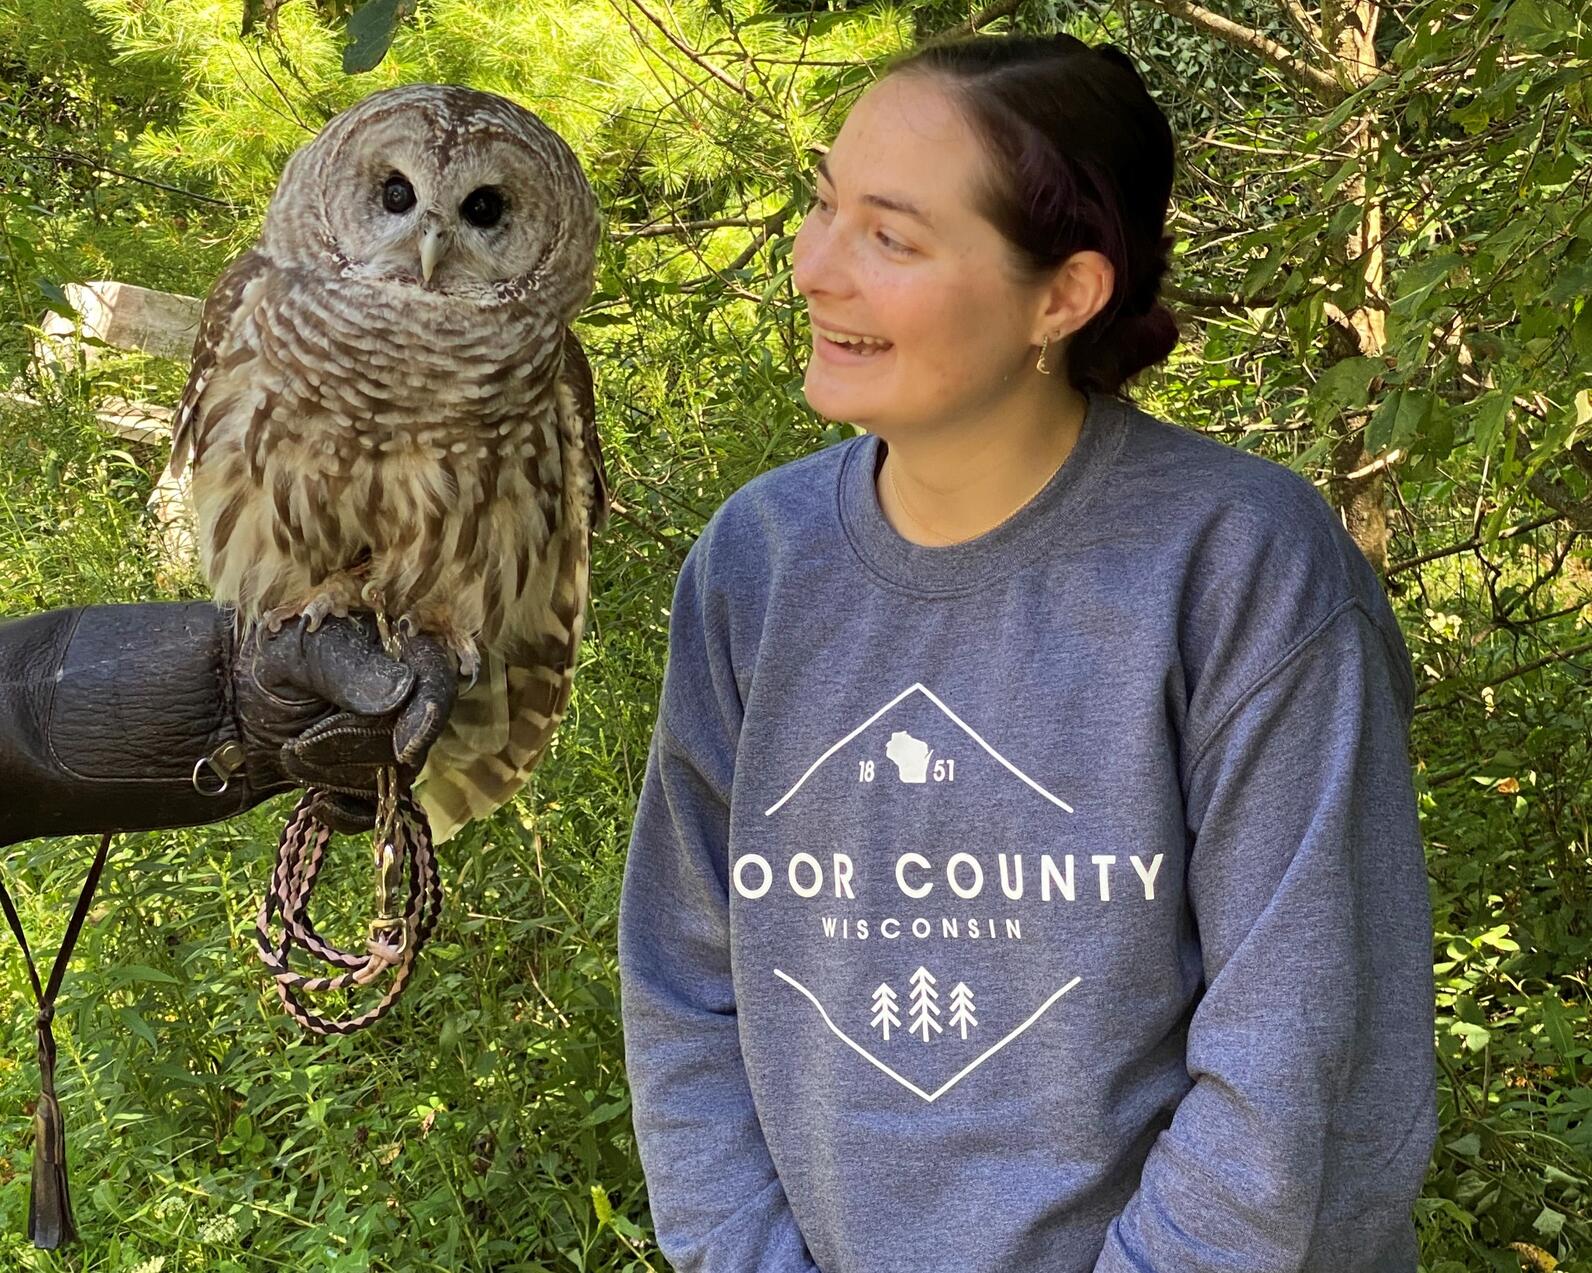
[908,967,942,1043]
[948,982,978,1040]
[870,983,901,1041]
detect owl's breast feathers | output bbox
[172,253,594,651]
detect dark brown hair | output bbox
[885,33,1179,402]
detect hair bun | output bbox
[1093,42,1147,86]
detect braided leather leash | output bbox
[255,768,441,1035]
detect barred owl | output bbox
[167,85,607,843]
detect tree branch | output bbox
[621,0,783,122]
[1345,446,1404,480]
[937,0,1026,40]
[1163,281,1285,312]
[606,499,690,564]
[1513,412,1592,532]
[1137,0,1346,103]
[1386,511,1565,577]
[616,215,773,240]
[1277,0,1333,66]
[1413,637,1592,716]
[19,149,240,210]
[681,204,794,290]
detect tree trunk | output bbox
[1321,0,1391,571]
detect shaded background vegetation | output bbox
[0,0,1589,1267]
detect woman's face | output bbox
[791,73,1055,434]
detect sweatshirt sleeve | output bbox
[1093,598,1437,1273]
[618,538,820,1273]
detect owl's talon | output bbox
[302,591,353,634]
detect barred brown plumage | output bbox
[167,84,607,842]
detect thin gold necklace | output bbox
[884,438,1073,547]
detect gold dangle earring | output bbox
[1035,333,1054,375]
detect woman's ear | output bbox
[1031,249,1115,345]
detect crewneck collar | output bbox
[837,388,1130,596]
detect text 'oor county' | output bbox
[731,851,1165,903]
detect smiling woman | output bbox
[619,30,1435,1273]
[791,38,1179,547]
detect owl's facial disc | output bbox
[304,95,587,301]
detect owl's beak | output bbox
[418,215,451,286]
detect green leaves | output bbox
[342,0,418,74]
[3,4,1591,1272]
[35,276,77,320]
[1451,1020,1494,1053]
[1572,302,1592,361]
[1365,386,1435,456]
[1501,0,1578,51]
[1308,355,1380,428]
[1470,390,1514,459]
[217,1113,267,1156]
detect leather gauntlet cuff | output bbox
[0,602,261,846]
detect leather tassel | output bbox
[27,1087,74,1250]
[0,832,111,1249]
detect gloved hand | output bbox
[225,615,459,833]
[0,602,459,847]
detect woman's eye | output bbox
[382,173,416,214]
[803,191,910,254]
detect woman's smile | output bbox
[813,329,896,363]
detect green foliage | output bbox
[1,0,1590,1269]
[1409,560,1592,1270]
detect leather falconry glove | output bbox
[0,601,457,848]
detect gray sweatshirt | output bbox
[618,389,1437,1273]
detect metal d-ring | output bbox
[192,756,228,796]
[192,740,247,797]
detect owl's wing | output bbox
[414,328,606,843]
[558,327,610,539]
[169,249,272,478]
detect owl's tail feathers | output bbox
[414,655,570,844]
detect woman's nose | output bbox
[792,215,848,299]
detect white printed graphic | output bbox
[885,731,933,783]
[764,683,1073,816]
[776,969,1082,1103]
[908,967,942,1042]
[948,983,978,1040]
[870,983,901,1041]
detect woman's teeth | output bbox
[816,326,893,355]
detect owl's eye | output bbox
[461,186,505,229]
[382,173,416,214]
